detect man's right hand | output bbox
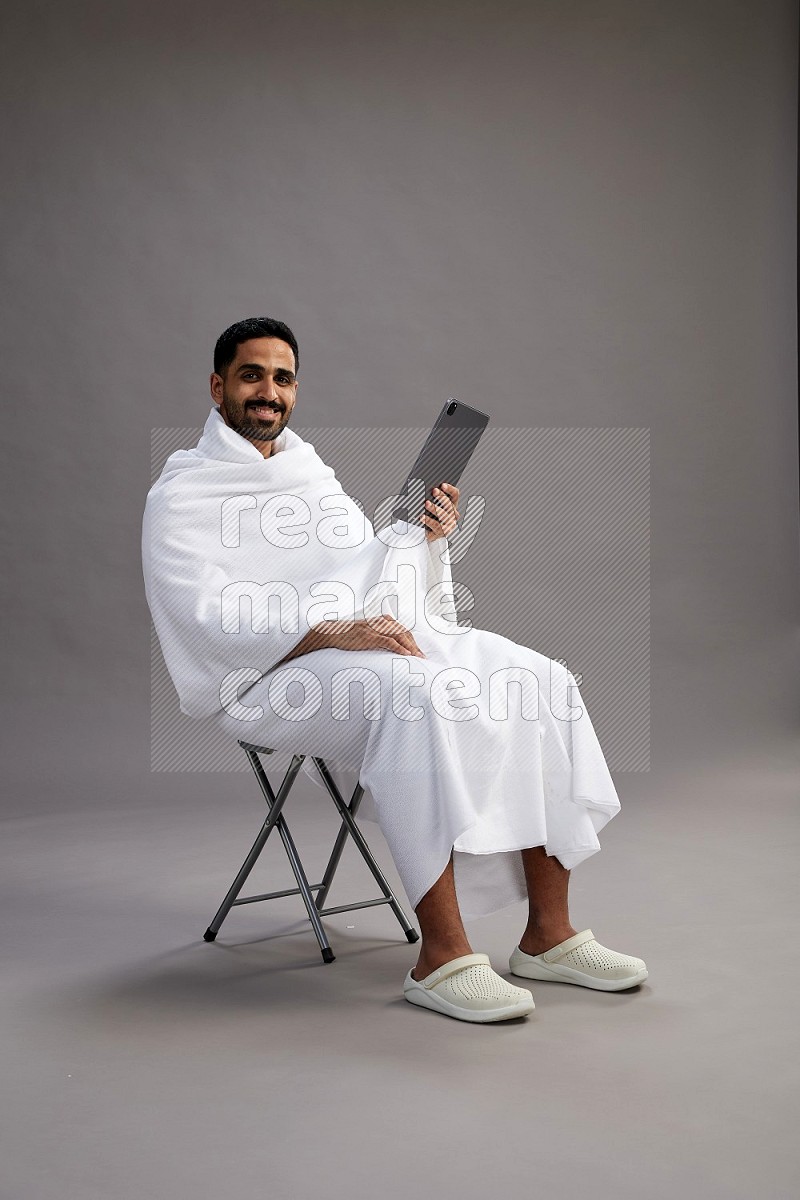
[316,616,427,658]
[274,616,427,669]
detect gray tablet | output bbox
[391,399,489,527]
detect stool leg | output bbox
[313,787,361,912]
[312,758,419,944]
[242,749,336,964]
[273,813,335,962]
[203,753,303,942]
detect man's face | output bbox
[210,337,298,456]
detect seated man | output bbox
[142,315,647,1024]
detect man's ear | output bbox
[210,372,223,403]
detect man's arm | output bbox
[271,617,427,671]
[268,487,459,675]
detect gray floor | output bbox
[3,735,799,1200]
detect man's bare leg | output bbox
[518,844,578,955]
[410,850,473,980]
[410,844,580,980]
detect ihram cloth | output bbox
[142,405,621,919]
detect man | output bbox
[142,316,647,1024]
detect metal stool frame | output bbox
[203,740,419,962]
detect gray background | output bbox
[2,2,798,1198]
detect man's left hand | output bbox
[422,481,460,542]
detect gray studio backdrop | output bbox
[1,0,797,818]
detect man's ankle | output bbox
[519,923,577,955]
[412,942,474,979]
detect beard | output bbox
[222,394,290,443]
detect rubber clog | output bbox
[404,952,535,1023]
[509,928,648,992]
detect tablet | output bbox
[391,399,489,527]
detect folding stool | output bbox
[203,740,420,962]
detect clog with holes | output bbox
[509,929,647,991]
[403,952,535,1022]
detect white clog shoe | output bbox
[509,929,647,991]
[403,952,535,1023]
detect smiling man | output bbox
[143,315,647,1024]
[211,323,299,453]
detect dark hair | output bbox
[213,317,299,376]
